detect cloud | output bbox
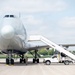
[21,15,51,36]
[59,17,75,28]
[0,0,67,13]
[21,15,45,35]
[23,15,42,25]
[57,16,75,43]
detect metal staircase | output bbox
[28,35,75,60]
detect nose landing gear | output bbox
[6,50,14,65]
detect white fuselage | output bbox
[0,15,27,52]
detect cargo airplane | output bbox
[0,13,75,65]
[0,14,49,65]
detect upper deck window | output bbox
[4,15,15,18]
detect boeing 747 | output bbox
[0,14,49,65]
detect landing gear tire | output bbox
[33,59,35,63]
[6,58,14,65]
[11,59,14,65]
[24,59,26,63]
[6,58,9,64]
[33,59,39,63]
[37,59,39,63]
[20,59,22,63]
[20,59,26,63]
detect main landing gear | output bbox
[19,54,26,63]
[6,50,14,65]
[29,50,39,63]
[33,50,39,63]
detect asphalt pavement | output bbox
[0,58,75,75]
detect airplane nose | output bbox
[1,25,14,39]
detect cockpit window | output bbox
[4,15,15,18]
[10,15,14,17]
[5,15,9,17]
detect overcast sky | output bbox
[0,0,75,48]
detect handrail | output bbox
[28,35,75,60]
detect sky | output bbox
[0,0,75,50]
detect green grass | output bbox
[0,54,52,59]
[0,54,6,59]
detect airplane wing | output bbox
[25,45,50,50]
[59,44,75,48]
[26,44,75,51]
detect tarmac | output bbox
[0,58,75,75]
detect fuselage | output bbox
[0,14,27,52]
